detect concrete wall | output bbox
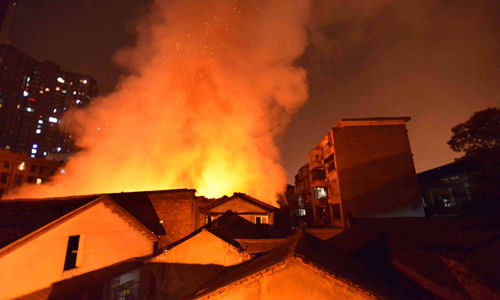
[332,125,424,218]
[152,229,251,266]
[0,201,154,300]
[200,259,375,299]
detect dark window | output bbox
[14,175,22,185]
[311,169,326,181]
[39,166,45,173]
[28,176,34,183]
[0,173,8,183]
[331,204,341,219]
[63,235,80,270]
[30,165,36,172]
[3,161,9,169]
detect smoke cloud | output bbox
[9,0,311,204]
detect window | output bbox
[331,204,341,219]
[30,165,36,172]
[313,187,327,199]
[3,161,9,169]
[205,215,213,224]
[63,235,80,270]
[255,216,268,225]
[0,173,8,183]
[14,175,23,185]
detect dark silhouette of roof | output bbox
[327,217,500,298]
[200,193,278,212]
[0,195,98,249]
[162,211,290,252]
[107,191,165,236]
[192,230,418,299]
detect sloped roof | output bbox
[192,230,411,299]
[200,193,278,212]
[0,195,98,249]
[327,217,500,298]
[208,210,289,240]
[0,188,197,250]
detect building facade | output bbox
[417,161,474,216]
[0,44,97,158]
[295,117,424,228]
[0,149,62,198]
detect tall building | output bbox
[0,44,98,158]
[295,117,424,228]
[0,0,16,43]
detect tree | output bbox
[448,107,499,217]
[448,107,500,156]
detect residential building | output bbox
[0,189,283,299]
[0,44,97,158]
[417,160,474,216]
[0,195,158,299]
[2,189,497,300]
[0,149,63,197]
[0,0,16,43]
[295,117,424,228]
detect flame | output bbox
[8,0,311,205]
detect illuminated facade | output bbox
[0,149,62,198]
[295,117,424,228]
[0,44,97,158]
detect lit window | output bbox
[56,147,62,152]
[26,107,34,112]
[55,86,60,91]
[313,187,327,199]
[43,152,47,156]
[36,178,42,184]
[38,120,43,124]
[31,149,37,154]
[18,162,26,171]
[255,216,269,225]
[82,79,88,84]
[53,108,57,113]
[45,87,50,92]
[60,169,66,174]
[57,77,65,83]
[23,91,29,97]
[26,77,31,82]
[62,90,67,94]
[30,155,35,158]
[297,209,306,216]
[35,129,41,134]
[73,91,77,95]
[76,99,82,104]
[49,117,58,123]
[32,144,38,149]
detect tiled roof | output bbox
[0,195,98,249]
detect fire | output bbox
[7,0,311,204]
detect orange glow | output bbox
[7,0,311,204]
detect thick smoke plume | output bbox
[10,0,311,204]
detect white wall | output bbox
[0,201,154,300]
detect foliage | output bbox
[448,107,500,156]
[448,107,499,217]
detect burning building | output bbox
[1,189,497,299]
[295,117,424,228]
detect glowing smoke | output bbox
[8,0,311,204]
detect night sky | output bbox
[11,0,500,183]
